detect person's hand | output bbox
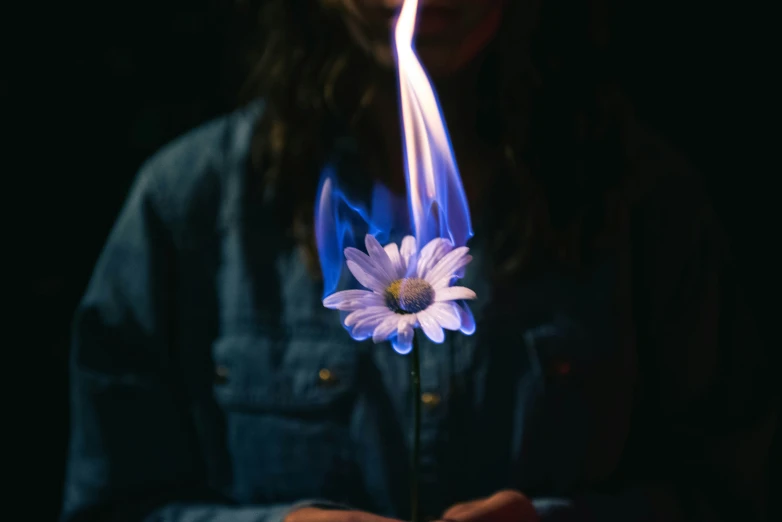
[284,506,404,522]
[440,490,539,522]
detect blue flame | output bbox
[392,0,473,253]
[316,0,475,321]
[315,164,408,298]
[398,93,474,251]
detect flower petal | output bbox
[431,275,455,290]
[392,316,416,354]
[415,238,454,279]
[434,286,477,302]
[372,314,399,343]
[346,260,386,293]
[349,326,373,341]
[365,234,397,284]
[400,235,417,269]
[417,309,445,343]
[391,340,413,355]
[426,247,472,285]
[352,311,391,339]
[334,294,385,311]
[323,289,377,310]
[384,242,404,280]
[404,252,420,278]
[344,306,390,327]
[457,302,476,335]
[426,302,461,331]
[345,248,391,288]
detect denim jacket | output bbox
[62,101,775,522]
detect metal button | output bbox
[318,368,338,385]
[421,392,441,408]
[214,365,229,385]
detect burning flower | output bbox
[316,0,477,517]
[323,234,476,354]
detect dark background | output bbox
[9,0,775,520]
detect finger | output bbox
[286,507,405,522]
[441,490,538,522]
[326,511,405,522]
[442,499,482,519]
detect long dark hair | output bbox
[242,0,633,277]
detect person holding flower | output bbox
[62,1,775,521]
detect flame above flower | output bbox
[395,0,473,252]
[316,0,476,340]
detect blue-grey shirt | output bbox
[62,101,774,521]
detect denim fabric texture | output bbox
[62,101,772,522]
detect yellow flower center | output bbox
[384,277,434,314]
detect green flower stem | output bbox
[410,334,421,522]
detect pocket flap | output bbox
[212,334,357,413]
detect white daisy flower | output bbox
[322,234,477,354]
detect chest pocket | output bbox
[212,332,361,504]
